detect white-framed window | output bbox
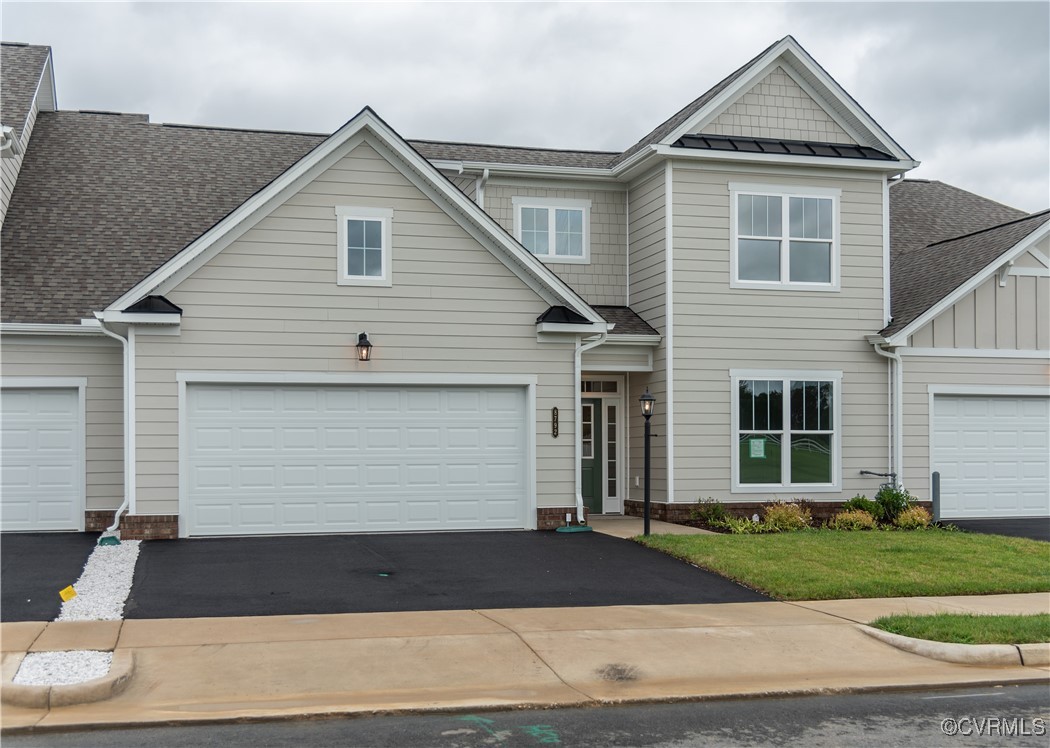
[730,369,842,493]
[336,206,393,286]
[729,183,841,291]
[511,196,591,263]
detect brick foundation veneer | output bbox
[84,511,178,540]
[624,499,934,525]
[536,507,590,530]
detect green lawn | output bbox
[872,613,1050,644]
[637,530,1050,600]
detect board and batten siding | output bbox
[697,66,856,145]
[0,336,125,511]
[670,163,891,502]
[483,181,627,306]
[901,357,1050,498]
[132,140,577,516]
[909,243,1050,351]
[626,166,669,501]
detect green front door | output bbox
[581,398,602,513]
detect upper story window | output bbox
[512,196,591,264]
[729,184,841,292]
[336,206,393,287]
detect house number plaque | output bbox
[551,407,559,438]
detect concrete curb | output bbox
[0,650,135,708]
[859,625,1049,667]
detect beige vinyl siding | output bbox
[444,173,477,202]
[1,335,124,511]
[0,95,40,225]
[671,163,890,502]
[909,264,1050,350]
[582,344,652,372]
[698,67,856,145]
[626,166,669,501]
[133,140,577,516]
[483,181,627,305]
[901,356,1050,498]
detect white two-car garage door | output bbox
[185,384,529,536]
[932,395,1050,519]
[1,387,84,531]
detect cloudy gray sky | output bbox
[5,1,1048,210]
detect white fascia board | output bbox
[537,323,609,334]
[652,145,917,172]
[429,160,615,181]
[884,221,1050,346]
[0,322,106,336]
[98,311,181,325]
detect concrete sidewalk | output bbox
[2,593,1048,732]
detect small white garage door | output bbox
[185,384,529,536]
[932,395,1050,519]
[1,388,84,531]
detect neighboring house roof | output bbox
[888,179,1027,257]
[883,210,1050,338]
[593,306,661,337]
[1,111,325,323]
[0,42,51,137]
[409,140,617,169]
[673,134,894,161]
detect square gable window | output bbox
[336,206,393,287]
[512,197,591,264]
[730,184,841,292]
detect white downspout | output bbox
[871,342,904,487]
[475,168,490,208]
[574,330,608,524]
[95,316,133,533]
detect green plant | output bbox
[691,498,729,525]
[842,495,885,521]
[874,485,916,523]
[717,515,771,534]
[762,502,812,532]
[894,505,932,529]
[827,509,876,530]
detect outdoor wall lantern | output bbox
[356,332,373,362]
[639,388,656,536]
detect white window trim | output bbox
[729,368,843,494]
[336,206,393,287]
[511,196,591,264]
[728,183,842,293]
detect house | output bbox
[1,37,1046,539]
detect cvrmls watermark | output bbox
[941,717,1046,737]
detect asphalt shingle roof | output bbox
[1,112,325,323]
[408,140,617,169]
[883,207,1049,337]
[593,306,660,337]
[1,42,51,137]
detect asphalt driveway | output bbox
[1,532,98,622]
[946,518,1050,543]
[125,531,768,619]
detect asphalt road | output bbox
[122,531,766,619]
[0,533,97,621]
[6,685,1047,747]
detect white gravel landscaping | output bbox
[57,539,142,621]
[12,537,143,688]
[13,651,113,686]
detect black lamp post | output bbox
[639,388,656,536]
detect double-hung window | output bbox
[512,197,591,263]
[336,206,393,286]
[731,370,842,492]
[730,184,840,291]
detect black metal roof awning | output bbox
[673,133,895,161]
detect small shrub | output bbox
[718,515,770,534]
[691,498,729,525]
[828,509,876,530]
[895,505,932,529]
[762,502,812,532]
[843,495,885,522]
[875,485,916,523]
